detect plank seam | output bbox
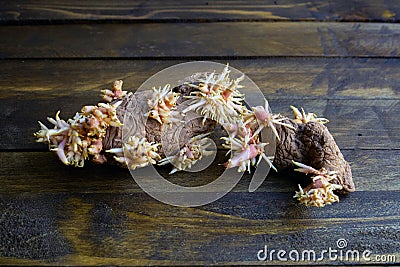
[3,55,400,60]
[1,19,400,26]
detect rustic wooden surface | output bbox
[0,2,399,266]
[2,22,400,58]
[1,1,399,22]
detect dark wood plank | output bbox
[0,191,399,264]
[1,1,399,23]
[5,97,398,150]
[1,22,400,58]
[1,58,399,100]
[1,59,398,150]
[1,149,399,194]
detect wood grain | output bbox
[1,59,398,150]
[1,22,400,58]
[0,149,399,195]
[1,59,399,100]
[2,97,398,150]
[1,1,399,23]
[0,191,399,264]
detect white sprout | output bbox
[158,133,214,174]
[182,64,246,124]
[106,135,161,170]
[290,105,329,124]
[292,161,342,207]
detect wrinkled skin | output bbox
[273,116,354,193]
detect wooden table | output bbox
[0,1,399,265]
